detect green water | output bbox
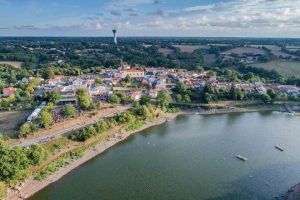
[29,112,300,200]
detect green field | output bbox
[0,110,31,137]
[252,61,300,78]
[0,61,22,68]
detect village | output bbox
[1,63,300,126]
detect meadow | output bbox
[252,61,300,78]
[0,61,22,68]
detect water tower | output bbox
[112,29,117,44]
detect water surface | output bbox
[30,112,300,200]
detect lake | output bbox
[29,112,300,200]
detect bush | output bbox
[60,104,76,118]
[125,120,145,131]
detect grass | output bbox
[252,61,300,78]
[0,61,22,68]
[43,137,72,155]
[0,110,32,137]
[173,45,208,53]
[125,120,146,131]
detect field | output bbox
[249,45,281,51]
[252,61,300,78]
[222,47,266,55]
[0,61,22,68]
[0,110,31,137]
[173,45,208,53]
[286,45,300,52]
[270,50,297,59]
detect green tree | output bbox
[108,94,121,105]
[95,77,103,84]
[76,89,92,110]
[261,94,272,104]
[157,90,172,108]
[39,110,53,128]
[175,94,182,103]
[26,145,48,165]
[60,104,76,118]
[139,95,150,105]
[184,94,191,103]
[229,84,238,100]
[138,105,151,118]
[96,101,102,110]
[43,90,61,105]
[174,82,187,95]
[19,123,32,136]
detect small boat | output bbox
[236,155,248,161]
[275,145,284,151]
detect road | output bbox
[11,105,131,148]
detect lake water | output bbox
[29,112,300,200]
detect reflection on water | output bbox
[30,112,300,200]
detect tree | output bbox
[229,84,238,100]
[139,95,150,105]
[19,123,31,136]
[138,105,151,118]
[44,68,55,79]
[76,89,92,110]
[26,145,48,165]
[43,90,61,105]
[60,104,76,118]
[184,94,191,103]
[157,90,172,108]
[174,82,187,95]
[175,94,182,103]
[95,77,103,84]
[261,94,272,104]
[43,102,54,113]
[267,89,277,99]
[39,110,53,128]
[108,94,121,104]
[96,101,102,110]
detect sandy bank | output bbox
[6,106,281,200]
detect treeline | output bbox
[0,137,48,184]
[69,104,155,142]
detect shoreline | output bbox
[6,106,282,200]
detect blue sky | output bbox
[0,0,299,37]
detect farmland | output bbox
[0,61,22,68]
[252,61,300,78]
[173,45,208,53]
[222,47,267,55]
[0,110,31,137]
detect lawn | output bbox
[0,110,32,137]
[0,61,22,68]
[252,61,300,78]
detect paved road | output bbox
[11,105,131,147]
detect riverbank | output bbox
[5,105,282,200]
[6,112,181,200]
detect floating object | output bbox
[275,145,284,151]
[236,155,248,161]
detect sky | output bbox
[0,0,299,37]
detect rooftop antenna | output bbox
[112,29,117,45]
